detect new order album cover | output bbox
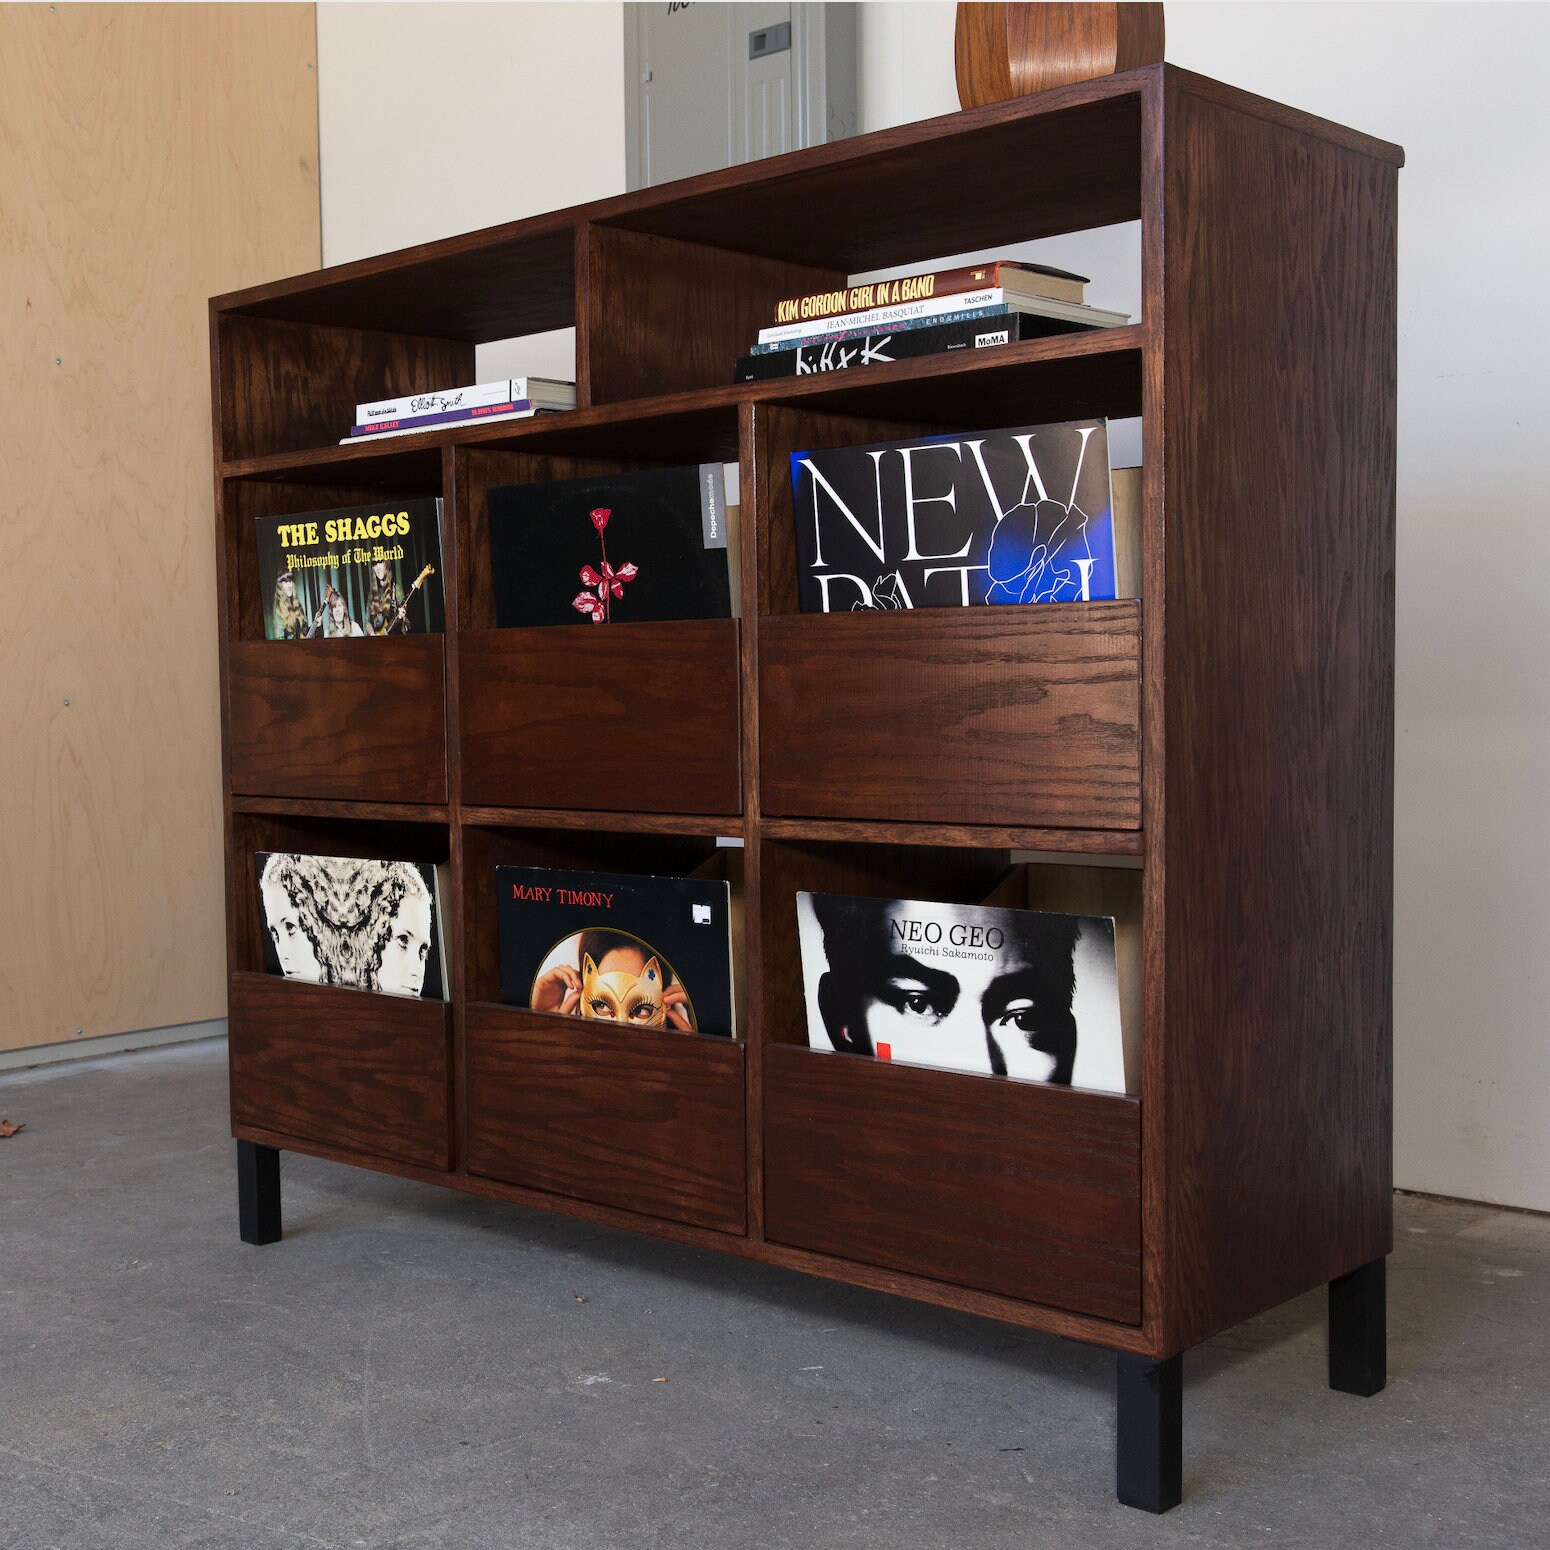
[256,498,445,639]
[789,418,1115,613]
[497,865,736,1037]
[795,891,1125,1091]
[486,465,734,628]
[257,853,447,1001]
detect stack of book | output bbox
[734,261,1128,382]
[341,377,576,443]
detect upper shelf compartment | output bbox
[600,86,1143,275]
[210,77,1149,458]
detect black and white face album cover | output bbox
[257,853,447,1000]
[796,891,1127,1092]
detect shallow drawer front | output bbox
[228,638,447,803]
[763,1043,1141,1323]
[465,1004,746,1234]
[459,622,741,815]
[759,602,1141,828]
[228,971,450,1169]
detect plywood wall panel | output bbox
[0,4,320,1051]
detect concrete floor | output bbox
[1,1041,1545,1549]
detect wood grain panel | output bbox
[581,226,841,405]
[760,605,1141,827]
[763,1044,1141,1322]
[219,314,473,461]
[232,1116,1152,1351]
[1153,78,1398,1350]
[605,87,1144,272]
[228,637,448,803]
[955,3,1164,108]
[224,224,575,341]
[228,971,450,1169]
[459,623,741,814]
[0,5,317,1053]
[465,1003,746,1233]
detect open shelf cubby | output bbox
[211,66,1401,1511]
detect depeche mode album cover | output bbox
[789,418,1115,613]
[486,465,735,628]
[497,864,736,1037]
[257,853,448,1001]
[256,498,445,639]
[795,890,1125,1091]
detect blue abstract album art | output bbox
[789,418,1115,613]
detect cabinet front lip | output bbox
[758,815,1143,856]
[460,805,744,839]
[764,1038,1142,1110]
[464,998,746,1053]
[229,794,452,824]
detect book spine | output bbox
[769,262,1083,326]
[355,380,531,423]
[348,400,533,437]
[749,304,1016,356]
[756,288,1005,346]
[341,407,541,443]
[735,313,1066,380]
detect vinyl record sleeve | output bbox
[256,498,445,638]
[497,865,736,1037]
[789,419,1114,613]
[487,465,733,628]
[795,889,1125,1091]
[257,853,447,1001]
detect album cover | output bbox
[256,498,445,638]
[496,862,737,1037]
[486,465,735,628]
[789,419,1114,613]
[257,852,447,1001]
[795,886,1127,1092]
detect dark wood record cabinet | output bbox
[210,66,1401,1511]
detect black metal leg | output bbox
[1116,1351,1182,1512]
[1329,1256,1386,1396]
[237,1140,281,1245]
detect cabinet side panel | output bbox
[1160,88,1396,1349]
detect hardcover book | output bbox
[487,464,736,627]
[257,852,448,1001]
[790,419,1115,613]
[734,311,1072,381]
[345,399,535,439]
[754,290,1127,349]
[356,377,574,423]
[770,260,1088,325]
[795,884,1128,1092]
[256,498,445,638]
[497,862,738,1037]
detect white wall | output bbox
[318,1,625,379]
[318,2,1550,1211]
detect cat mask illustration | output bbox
[580,951,667,1025]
